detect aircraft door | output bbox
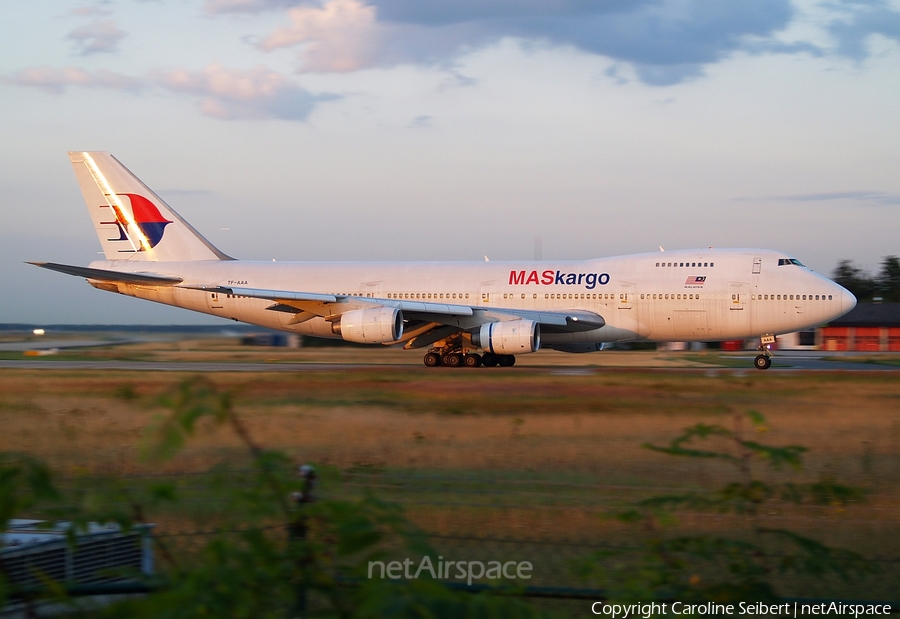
[206,291,224,309]
[729,283,745,310]
[617,283,634,309]
[363,281,381,298]
[480,281,495,306]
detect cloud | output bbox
[6,63,335,122]
[258,0,380,72]
[407,115,432,128]
[204,0,300,14]
[67,19,126,55]
[252,0,799,84]
[739,191,900,206]
[4,66,143,94]
[70,3,112,18]
[154,63,338,120]
[828,0,900,60]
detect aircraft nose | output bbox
[839,286,857,316]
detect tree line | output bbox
[831,256,900,303]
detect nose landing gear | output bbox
[754,335,775,370]
[754,354,772,370]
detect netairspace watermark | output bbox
[368,556,532,586]
[590,602,893,618]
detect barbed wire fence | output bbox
[41,467,900,608]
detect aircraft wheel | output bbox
[497,354,516,367]
[464,353,482,368]
[754,354,771,370]
[446,353,463,368]
[481,352,499,367]
[423,352,441,367]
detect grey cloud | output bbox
[407,115,432,128]
[67,19,126,55]
[741,191,900,206]
[828,0,900,59]
[503,0,794,66]
[204,0,301,14]
[373,0,638,26]
[256,0,799,84]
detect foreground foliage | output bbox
[578,410,875,602]
[0,380,881,616]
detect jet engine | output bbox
[332,307,403,344]
[472,320,540,354]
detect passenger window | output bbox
[656,262,660,267]
[710,262,714,267]
[828,295,833,300]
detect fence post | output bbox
[289,464,316,619]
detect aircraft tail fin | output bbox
[68,151,232,262]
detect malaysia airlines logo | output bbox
[101,193,172,251]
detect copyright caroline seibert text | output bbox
[590,602,893,618]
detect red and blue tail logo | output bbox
[102,193,172,251]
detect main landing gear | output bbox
[422,348,516,368]
[754,335,776,370]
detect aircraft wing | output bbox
[183,284,605,334]
[28,262,184,285]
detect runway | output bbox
[0,352,896,373]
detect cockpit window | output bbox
[778,258,805,267]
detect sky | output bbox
[2,0,899,324]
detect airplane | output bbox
[31,151,857,370]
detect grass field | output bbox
[1,345,899,600]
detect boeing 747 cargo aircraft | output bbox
[31,152,857,369]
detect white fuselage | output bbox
[89,248,855,346]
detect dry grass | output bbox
[1,361,899,597]
[1,367,898,480]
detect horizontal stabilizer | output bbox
[27,262,183,285]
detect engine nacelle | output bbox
[332,307,403,344]
[472,320,541,354]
